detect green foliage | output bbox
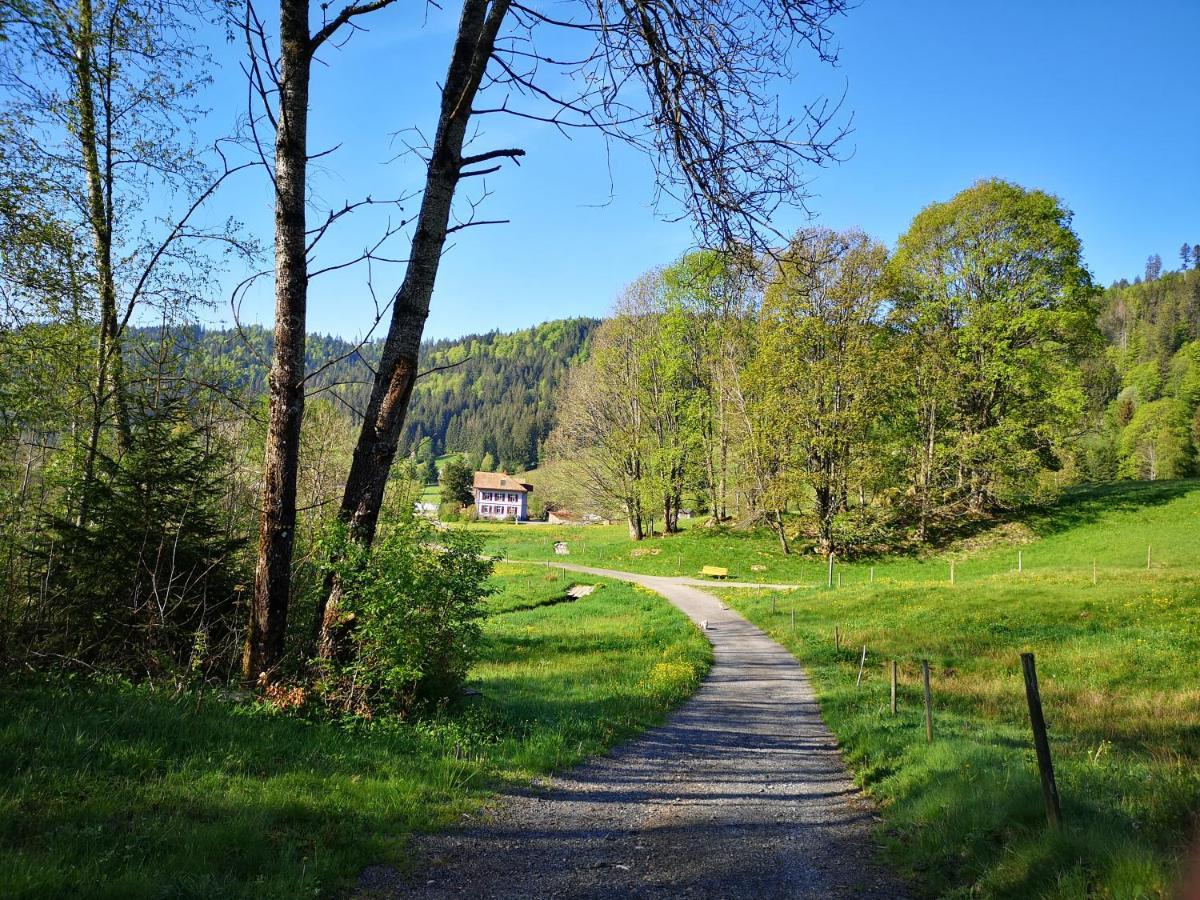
[0,566,709,898]
[1090,269,1200,482]
[889,179,1099,518]
[750,228,892,551]
[319,521,493,711]
[439,455,474,506]
[1117,398,1195,479]
[33,396,244,677]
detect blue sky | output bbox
[201,0,1200,341]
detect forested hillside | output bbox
[1082,263,1200,480]
[173,317,598,471]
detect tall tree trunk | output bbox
[243,0,311,683]
[917,397,937,543]
[73,0,131,526]
[316,0,513,656]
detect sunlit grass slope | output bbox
[478,480,1200,587]
[0,564,709,899]
[713,485,1200,898]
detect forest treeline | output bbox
[546,180,1200,552]
[159,317,596,473]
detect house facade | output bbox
[471,472,533,521]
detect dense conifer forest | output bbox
[163,317,598,472]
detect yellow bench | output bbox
[700,565,729,579]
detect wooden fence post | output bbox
[950,561,955,585]
[828,552,834,588]
[856,645,868,687]
[870,566,875,584]
[837,572,842,589]
[1147,545,1152,570]
[890,660,897,715]
[791,608,796,634]
[1092,559,1097,585]
[922,660,933,743]
[1021,652,1063,829]
[1018,550,1023,574]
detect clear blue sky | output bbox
[201,0,1200,341]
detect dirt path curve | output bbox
[358,564,906,899]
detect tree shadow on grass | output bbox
[1021,479,1200,538]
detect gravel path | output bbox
[358,565,906,899]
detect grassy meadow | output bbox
[0,565,710,899]
[477,480,1200,897]
[480,480,1199,584]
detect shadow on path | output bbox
[358,565,908,899]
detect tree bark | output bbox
[627,502,644,541]
[316,0,513,656]
[773,509,790,554]
[243,0,311,683]
[73,0,131,526]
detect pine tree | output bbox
[39,395,243,675]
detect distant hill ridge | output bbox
[158,317,599,472]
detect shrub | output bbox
[320,520,493,713]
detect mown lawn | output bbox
[0,565,710,899]
[721,566,1200,895]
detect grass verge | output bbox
[721,568,1200,898]
[0,564,710,899]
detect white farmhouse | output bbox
[471,472,533,521]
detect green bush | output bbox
[322,521,493,712]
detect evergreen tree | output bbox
[38,394,244,676]
[420,456,438,486]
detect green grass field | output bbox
[480,480,1200,586]
[709,483,1199,898]
[474,480,1200,897]
[0,565,710,899]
